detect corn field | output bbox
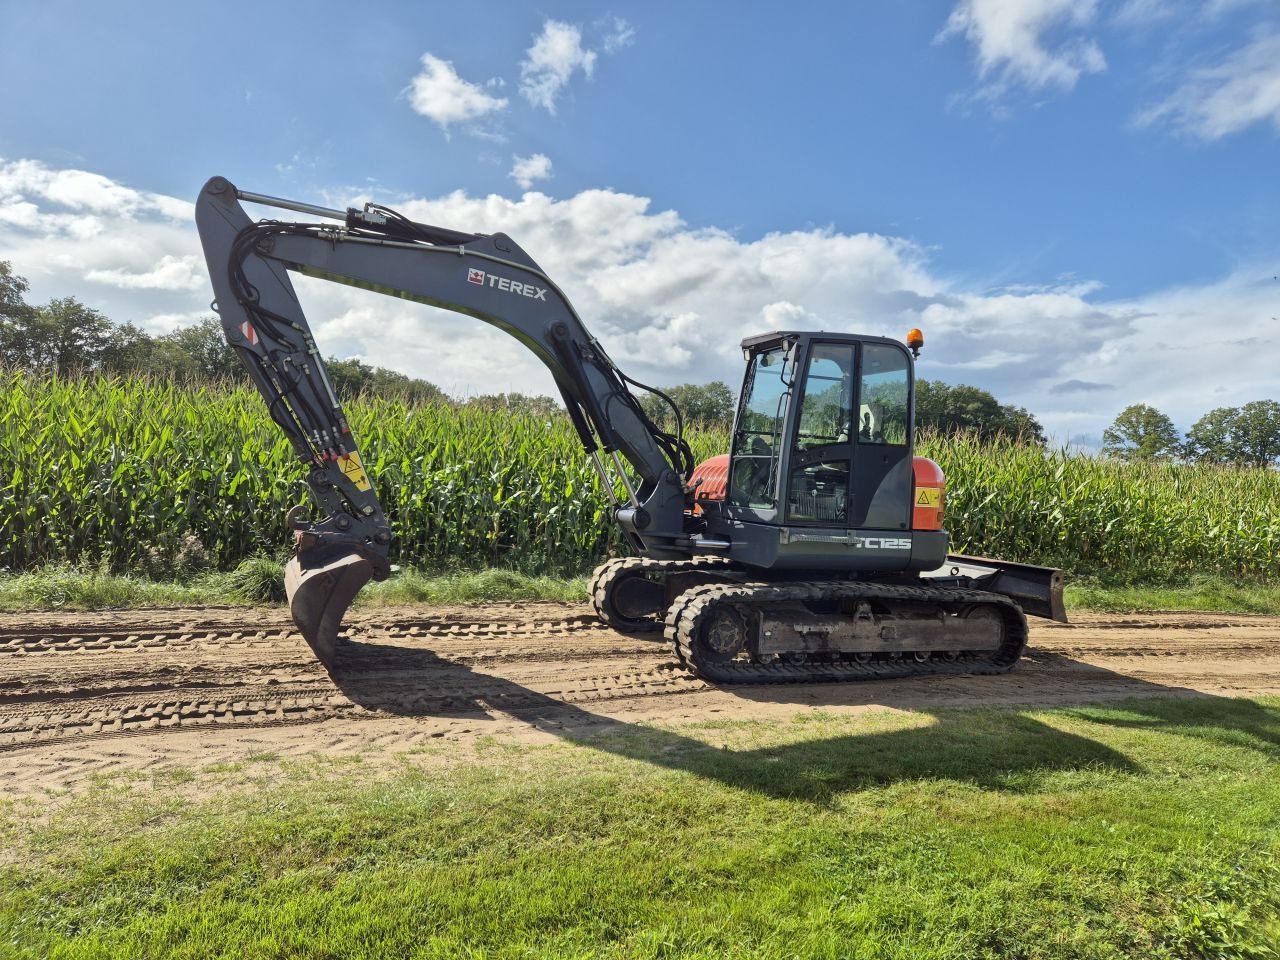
[3,371,1279,581]
[919,433,1280,581]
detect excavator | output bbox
[195,176,1066,684]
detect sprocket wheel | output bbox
[591,561,664,633]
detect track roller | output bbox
[665,581,1029,684]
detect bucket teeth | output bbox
[284,550,374,666]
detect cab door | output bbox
[784,341,855,526]
[852,342,913,530]
[782,339,913,531]
[726,343,793,520]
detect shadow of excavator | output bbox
[315,634,1280,804]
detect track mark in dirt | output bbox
[2,605,1279,798]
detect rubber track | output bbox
[363,615,610,638]
[589,556,736,632]
[665,581,1029,684]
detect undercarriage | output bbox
[591,558,1029,683]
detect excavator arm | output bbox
[195,176,696,661]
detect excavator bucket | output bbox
[284,550,375,666]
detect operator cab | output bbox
[699,330,943,572]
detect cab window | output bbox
[794,343,853,447]
[858,344,909,445]
[785,342,854,524]
[729,346,789,507]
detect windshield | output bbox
[730,346,789,508]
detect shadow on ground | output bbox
[319,635,1280,803]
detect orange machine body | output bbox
[688,453,730,513]
[911,456,945,531]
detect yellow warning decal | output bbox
[338,451,372,492]
[915,487,942,507]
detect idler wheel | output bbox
[959,604,1006,649]
[697,606,748,663]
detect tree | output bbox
[1186,401,1280,468]
[326,357,377,400]
[364,365,445,404]
[1101,404,1182,461]
[463,393,562,418]
[1233,400,1280,467]
[159,316,244,382]
[100,322,154,374]
[1185,406,1239,464]
[0,261,36,369]
[1001,404,1047,446]
[326,356,444,404]
[915,380,1046,445]
[100,322,203,379]
[0,296,113,372]
[0,261,33,326]
[639,381,735,428]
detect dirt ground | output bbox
[4,603,1280,800]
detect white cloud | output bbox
[0,158,193,221]
[940,0,1106,96]
[86,254,206,291]
[0,158,209,329]
[1136,26,1280,140]
[367,190,1277,445]
[520,20,597,114]
[510,154,553,190]
[1207,0,1270,16]
[139,310,211,335]
[1111,0,1178,27]
[760,301,822,330]
[602,17,636,54]
[1111,0,1273,25]
[2,158,1277,448]
[406,54,509,132]
[0,200,40,230]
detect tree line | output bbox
[637,377,1045,440]
[0,260,444,403]
[1101,402,1280,468]
[3,259,1051,439]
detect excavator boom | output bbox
[195,177,698,661]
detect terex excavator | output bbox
[195,176,1066,684]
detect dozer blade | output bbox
[928,554,1068,623]
[284,550,375,666]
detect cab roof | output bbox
[739,330,909,351]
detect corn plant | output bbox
[3,370,1278,581]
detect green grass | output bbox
[1067,577,1280,616]
[0,562,591,611]
[0,563,246,610]
[3,696,1279,958]
[362,566,588,605]
[3,562,1280,617]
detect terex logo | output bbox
[466,268,548,300]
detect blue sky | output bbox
[1,0,1278,446]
